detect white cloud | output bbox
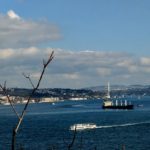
[31,72,41,79]
[140,57,150,65]
[62,73,80,80]
[0,49,14,59]
[0,47,39,59]
[0,48,150,88]
[141,67,150,73]
[128,65,138,73]
[117,59,133,67]
[0,10,61,48]
[7,10,20,20]
[96,68,111,76]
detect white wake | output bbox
[96,121,150,129]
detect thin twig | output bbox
[22,73,35,89]
[0,84,20,119]
[4,80,6,90]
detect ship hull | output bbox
[102,105,134,110]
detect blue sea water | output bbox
[0,97,150,150]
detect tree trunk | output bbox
[12,128,16,150]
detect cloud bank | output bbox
[0,10,61,48]
[0,47,150,88]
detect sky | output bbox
[0,0,150,88]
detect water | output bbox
[0,97,150,149]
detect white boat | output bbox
[70,123,97,131]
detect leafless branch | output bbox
[0,84,20,119]
[4,80,6,90]
[0,51,54,150]
[15,51,54,133]
[22,73,35,89]
[43,51,54,67]
[67,127,77,150]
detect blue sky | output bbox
[0,0,150,88]
[1,0,150,54]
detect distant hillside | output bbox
[85,84,150,91]
[1,85,150,99]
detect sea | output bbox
[0,96,150,150]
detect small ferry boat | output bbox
[102,82,134,110]
[70,123,97,131]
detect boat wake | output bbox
[96,121,150,129]
[70,121,150,131]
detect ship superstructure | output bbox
[102,82,134,110]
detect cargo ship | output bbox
[102,82,134,110]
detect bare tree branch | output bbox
[22,73,35,89]
[0,51,54,150]
[4,80,6,90]
[0,84,20,119]
[15,51,54,133]
[68,127,77,150]
[43,51,54,67]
